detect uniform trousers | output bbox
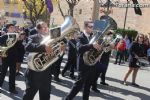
[23,68,51,100]
[65,67,96,100]
[0,58,16,91]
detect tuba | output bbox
[0,33,19,57]
[83,15,118,66]
[27,16,80,72]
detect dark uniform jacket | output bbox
[77,32,94,73]
[0,34,18,63]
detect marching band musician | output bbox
[16,31,26,76]
[91,30,115,93]
[65,21,101,100]
[0,23,18,94]
[23,21,55,100]
[61,31,80,80]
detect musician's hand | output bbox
[45,46,53,54]
[60,44,65,52]
[135,54,139,59]
[110,42,115,49]
[93,43,102,51]
[142,56,147,60]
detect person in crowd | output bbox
[61,31,80,79]
[0,57,2,74]
[92,30,115,93]
[16,32,26,76]
[144,35,150,52]
[123,33,146,87]
[124,34,131,61]
[0,23,18,94]
[23,21,54,100]
[114,38,126,65]
[143,35,150,65]
[65,21,101,100]
[147,47,150,64]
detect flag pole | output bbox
[123,0,129,29]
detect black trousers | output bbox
[148,56,150,63]
[23,68,51,100]
[51,56,63,78]
[62,58,76,77]
[92,62,108,89]
[0,58,16,91]
[65,67,96,100]
[0,65,2,73]
[115,50,124,64]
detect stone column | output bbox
[92,0,100,21]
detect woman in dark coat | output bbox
[123,33,146,87]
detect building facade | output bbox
[0,0,25,26]
[51,0,150,34]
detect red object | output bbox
[116,40,126,51]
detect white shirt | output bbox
[83,30,91,41]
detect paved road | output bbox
[0,58,150,100]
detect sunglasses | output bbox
[139,36,143,38]
[87,26,93,28]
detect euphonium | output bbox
[28,15,80,72]
[83,15,117,66]
[0,33,19,57]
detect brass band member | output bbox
[16,32,26,76]
[65,21,101,100]
[92,31,115,93]
[61,31,80,79]
[0,23,18,94]
[23,22,53,100]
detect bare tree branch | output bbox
[65,0,80,17]
[58,0,65,19]
[23,0,47,26]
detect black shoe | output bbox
[131,83,140,87]
[54,77,61,82]
[9,90,18,94]
[61,71,65,77]
[114,62,117,64]
[16,72,23,76]
[122,81,128,86]
[69,74,76,80]
[92,88,100,93]
[70,76,76,80]
[100,82,109,86]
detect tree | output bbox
[23,0,48,26]
[58,0,80,19]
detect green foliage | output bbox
[115,28,138,38]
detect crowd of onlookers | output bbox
[112,34,150,65]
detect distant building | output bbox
[0,0,25,26]
[51,0,150,34]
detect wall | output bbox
[51,0,150,34]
